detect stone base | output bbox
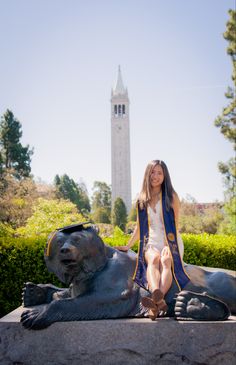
[0,307,236,365]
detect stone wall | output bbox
[0,307,236,365]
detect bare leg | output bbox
[145,247,161,292]
[160,246,172,295]
[142,247,170,319]
[141,248,162,319]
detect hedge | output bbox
[0,236,61,318]
[182,233,236,270]
[103,229,236,271]
[0,232,235,317]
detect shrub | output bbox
[0,236,62,317]
[16,198,85,238]
[182,233,236,270]
[0,222,14,238]
[103,226,131,246]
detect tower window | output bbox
[114,105,117,116]
[122,105,125,115]
[118,104,122,116]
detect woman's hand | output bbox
[114,224,138,253]
[114,245,129,252]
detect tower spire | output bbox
[113,65,127,96]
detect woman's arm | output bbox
[172,192,180,231]
[115,224,139,252]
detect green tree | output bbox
[179,197,224,234]
[91,181,111,223]
[128,203,137,222]
[112,197,127,231]
[214,9,236,234]
[0,110,33,178]
[54,174,90,214]
[218,196,236,235]
[214,9,236,194]
[17,198,85,237]
[0,172,38,228]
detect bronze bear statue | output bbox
[21,224,236,330]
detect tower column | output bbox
[111,66,132,213]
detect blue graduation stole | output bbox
[133,189,190,291]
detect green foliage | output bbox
[214,9,236,151]
[16,198,85,238]
[0,222,14,238]
[0,172,38,228]
[179,199,224,234]
[91,207,111,224]
[91,181,111,223]
[0,236,61,317]
[182,233,236,270]
[218,158,236,200]
[111,197,127,231]
[179,215,203,234]
[218,196,236,235]
[104,231,236,271]
[103,226,132,246]
[54,174,90,214]
[224,9,236,84]
[214,9,236,232]
[0,110,33,178]
[128,204,137,222]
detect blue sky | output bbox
[0,0,234,204]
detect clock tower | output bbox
[111,66,131,213]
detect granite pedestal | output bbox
[0,307,236,365]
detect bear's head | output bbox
[44,224,108,285]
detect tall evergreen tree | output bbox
[54,174,90,214]
[214,9,236,197]
[111,197,127,232]
[91,181,111,223]
[0,109,33,178]
[214,9,236,234]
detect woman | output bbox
[116,160,189,319]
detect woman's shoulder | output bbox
[173,191,180,200]
[172,191,180,206]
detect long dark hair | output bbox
[138,159,175,211]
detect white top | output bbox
[147,200,166,252]
[147,200,184,258]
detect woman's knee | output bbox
[145,249,161,265]
[160,246,172,268]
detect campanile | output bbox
[111,66,131,213]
